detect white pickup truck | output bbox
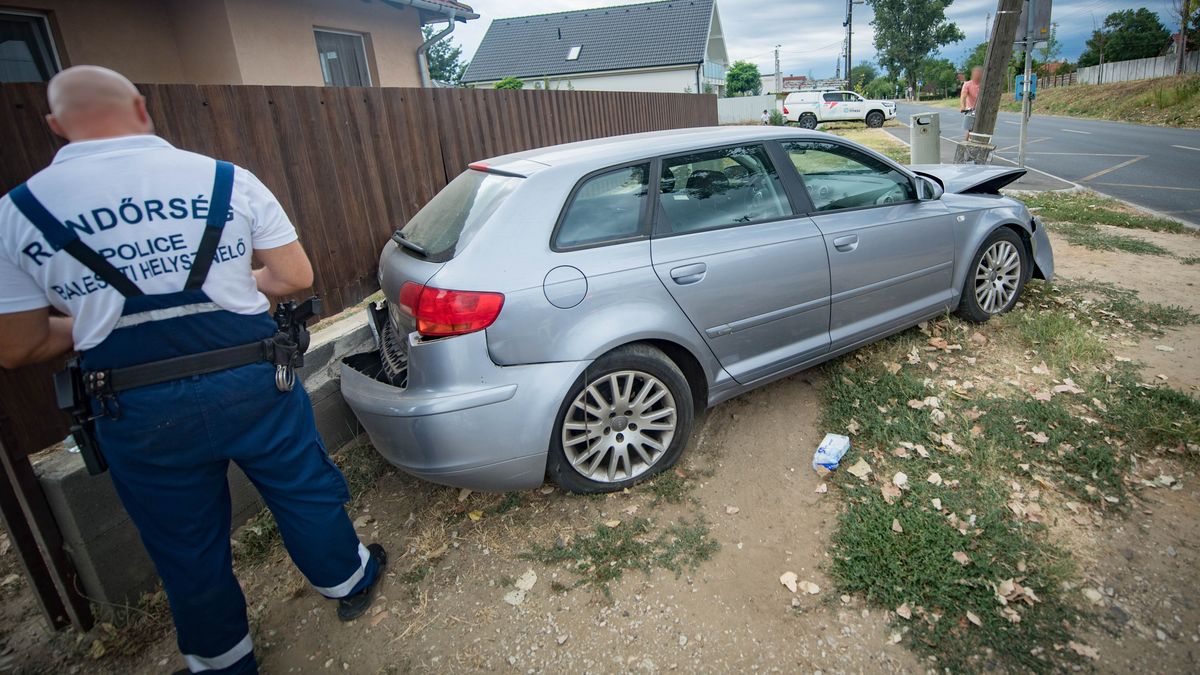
[782,90,897,129]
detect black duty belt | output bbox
[83,334,298,396]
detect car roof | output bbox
[481,126,839,173]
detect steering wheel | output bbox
[874,183,908,205]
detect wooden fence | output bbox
[0,83,717,455]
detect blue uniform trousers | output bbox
[96,362,379,673]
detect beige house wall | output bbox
[9,0,186,83]
[164,0,242,84]
[6,0,427,87]
[223,0,425,87]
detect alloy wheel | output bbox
[561,370,677,483]
[974,240,1021,314]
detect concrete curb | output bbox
[34,311,374,614]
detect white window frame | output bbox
[566,45,582,61]
[313,27,373,87]
[0,8,63,79]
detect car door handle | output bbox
[670,263,707,285]
[832,234,859,252]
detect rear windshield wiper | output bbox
[392,230,427,257]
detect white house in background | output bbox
[461,0,727,95]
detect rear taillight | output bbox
[397,282,504,337]
[782,106,789,115]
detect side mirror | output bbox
[917,176,944,201]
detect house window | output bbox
[314,29,372,87]
[566,46,581,61]
[0,10,60,83]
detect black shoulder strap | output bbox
[184,160,236,290]
[8,183,144,298]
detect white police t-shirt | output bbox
[0,135,298,351]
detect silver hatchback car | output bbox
[341,127,1053,493]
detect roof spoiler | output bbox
[467,158,548,178]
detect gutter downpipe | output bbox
[417,10,457,88]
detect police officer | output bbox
[0,66,386,674]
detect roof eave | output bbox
[379,0,480,23]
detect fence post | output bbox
[0,420,93,631]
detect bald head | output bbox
[46,66,152,142]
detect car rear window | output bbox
[397,170,520,262]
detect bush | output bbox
[494,76,524,90]
[768,109,786,126]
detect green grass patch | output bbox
[1016,279,1197,336]
[400,565,432,584]
[821,358,1082,671]
[1046,221,1173,256]
[523,517,718,598]
[818,275,1199,669]
[1181,256,1200,265]
[1018,191,1193,235]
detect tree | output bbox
[867,0,965,95]
[850,61,878,93]
[422,25,468,84]
[725,60,762,97]
[1035,23,1062,74]
[864,75,901,99]
[1078,8,1170,67]
[494,76,524,90]
[920,57,960,98]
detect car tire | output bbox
[865,111,885,128]
[955,227,1028,323]
[547,344,695,494]
[798,113,818,129]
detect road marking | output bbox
[996,137,1049,152]
[994,151,1137,157]
[1092,182,1200,192]
[1078,155,1147,182]
[1060,128,1091,134]
[1172,144,1200,152]
[1003,120,1022,125]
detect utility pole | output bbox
[845,0,852,85]
[844,0,864,87]
[775,45,782,93]
[955,0,1024,164]
[1017,2,1035,167]
[1179,0,1192,75]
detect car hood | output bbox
[908,164,1026,195]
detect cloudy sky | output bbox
[448,0,1183,79]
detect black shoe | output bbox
[337,543,387,622]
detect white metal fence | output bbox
[717,94,781,124]
[1077,52,1200,85]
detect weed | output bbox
[400,565,432,584]
[333,441,391,502]
[489,492,522,515]
[648,470,693,504]
[523,517,717,598]
[84,591,173,660]
[232,508,281,566]
[999,305,1109,369]
[1180,256,1200,266]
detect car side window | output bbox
[656,145,791,235]
[783,141,916,212]
[823,92,840,103]
[555,163,649,249]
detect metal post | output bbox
[1179,0,1192,76]
[1017,0,1035,168]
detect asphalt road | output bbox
[894,102,1200,226]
